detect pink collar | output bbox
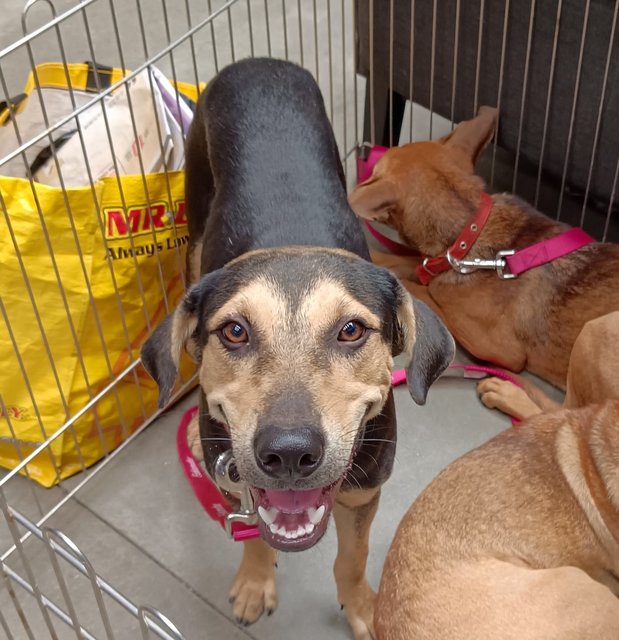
[176,406,261,542]
[356,145,594,283]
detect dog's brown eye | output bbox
[221,321,249,344]
[338,321,365,342]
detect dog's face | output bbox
[349,106,498,255]
[142,247,454,550]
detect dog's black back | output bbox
[185,57,369,274]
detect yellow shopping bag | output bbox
[0,63,201,487]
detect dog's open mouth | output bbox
[250,480,343,551]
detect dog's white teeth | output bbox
[307,505,325,525]
[285,531,295,539]
[296,525,305,538]
[258,506,279,525]
[269,523,279,534]
[305,523,315,535]
[277,526,287,537]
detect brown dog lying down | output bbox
[375,312,619,640]
[349,107,619,419]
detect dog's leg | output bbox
[229,538,278,625]
[333,487,380,640]
[477,375,561,420]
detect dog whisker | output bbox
[351,462,370,480]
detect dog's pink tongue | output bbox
[264,488,323,512]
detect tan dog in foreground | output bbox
[349,107,619,419]
[375,312,619,640]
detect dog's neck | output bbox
[557,405,619,564]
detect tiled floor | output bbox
[0,2,566,639]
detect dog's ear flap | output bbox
[392,283,455,405]
[140,285,202,408]
[348,177,396,223]
[441,106,498,165]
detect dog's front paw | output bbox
[229,541,278,626]
[340,580,377,640]
[477,377,541,420]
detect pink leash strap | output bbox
[505,227,594,276]
[176,406,261,541]
[391,365,523,425]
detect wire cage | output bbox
[0,0,617,638]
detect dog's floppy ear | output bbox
[391,282,455,405]
[441,106,498,165]
[348,176,396,223]
[140,283,204,408]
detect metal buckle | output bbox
[214,450,258,538]
[446,249,517,279]
[357,141,374,161]
[495,249,517,279]
[420,257,441,277]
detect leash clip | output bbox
[214,450,258,538]
[446,249,517,280]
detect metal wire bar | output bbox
[1,568,34,640]
[138,607,184,640]
[246,0,255,57]
[43,528,116,640]
[512,0,537,193]
[1,374,198,560]
[449,0,461,129]
[184,0,204,92]
[368,0,374,143]
[42,528,90,639]
[0,0,239,168]
[602,159,619,242]
[490,0,511,187]
[388,0,394,146]
[556,0,591,220]
[341,0,347,178]
[264,0,272,57]
[282,0,289,60]
[327,0,334,122]
[0,595,16,640]
[428,0,437,138]
[5,490,187,639]
[2,561,90,640]
[0,359,139,491]
[296,0,304,66]
[0,490,59,637]
[0,0,99,59]
[312,0,319,82]
[20,0,134,449]
[534,0,564,208]
[579,0,618,226]
[227,4,236,62]
[0,393,45,517]
[207,0,220,73]
[0,286,63,485]
[408,0,415,140]
[473,0,485,115]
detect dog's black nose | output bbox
[254,426,324,479]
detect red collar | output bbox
[416,193,494,285]
[357,143,593,283]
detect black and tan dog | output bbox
[140,58,454,639]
